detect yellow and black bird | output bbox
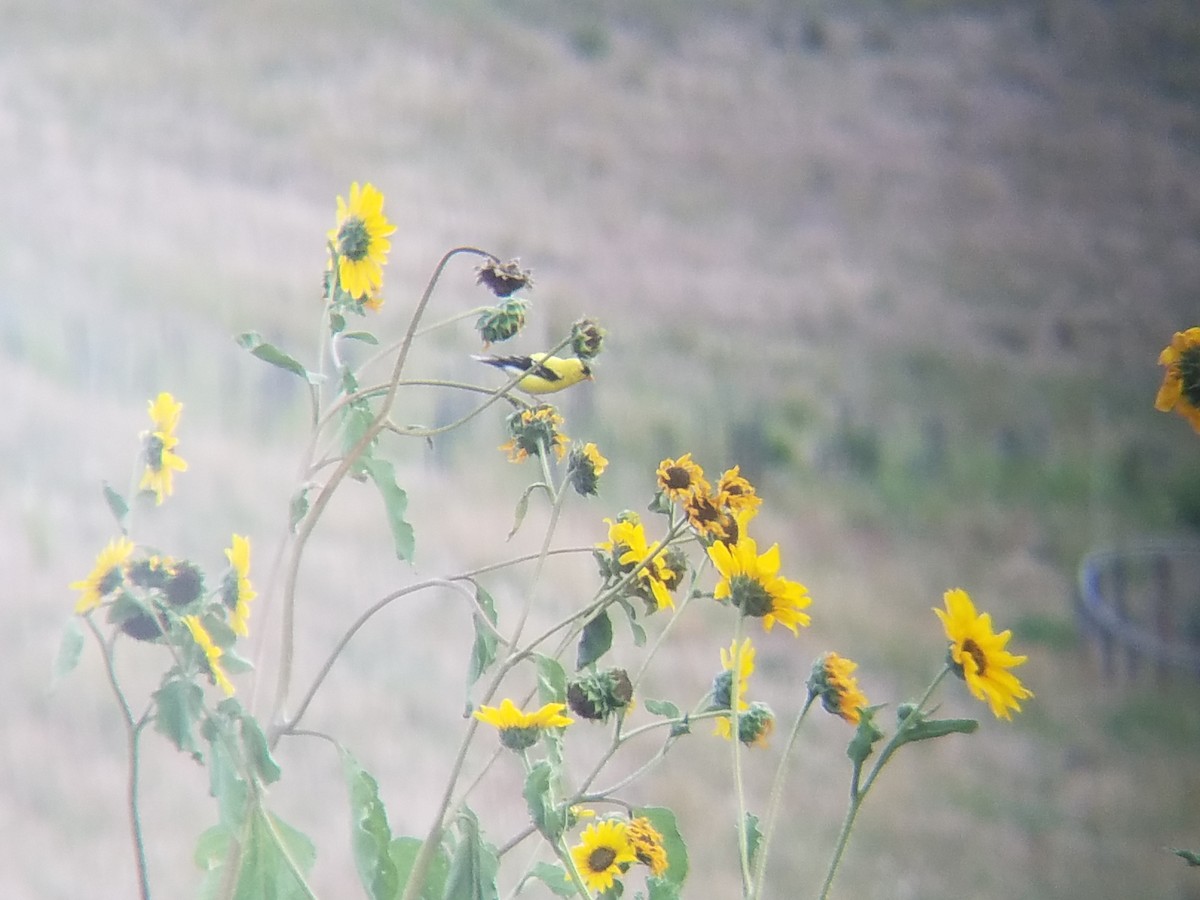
[474,352,593,395]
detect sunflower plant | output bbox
[63,181,1047,900]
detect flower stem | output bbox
[751,694,815,899]
[729,614,752,898]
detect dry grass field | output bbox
[4,0,1200,897]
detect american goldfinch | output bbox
[474,353,593,395]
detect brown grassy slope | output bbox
[3,0,1200,897]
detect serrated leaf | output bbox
[51,617,85,687]
[523,762,566,841]
[576,610,613,670]
[634,807,688,887]
[742,812,762,869]
[642,699,681,719]
[289,487,310,532]
[361,456,415,562]
[1173,848,1200,867]
[342,752,399,900]
[535,654,567,704]
[443,807,499,900]
[529,861,575,897]
[342,330,380,345]
[390,836,450,900]
[466,585,499,688]
[153,676,205,761]
[240,712,282,786]
[235,331,320,384]
[102,482,129,531]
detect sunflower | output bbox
[71,537,136,614]
[808,652,869,724]
[500,405,569,463]
[1155,326,1200,433]
[708,529,811,635]
[934,588,1032,720]
[328,182,395,302]
[568,442,608,497]
[596,515,675,612]
[683,488,727,540]
[715,466,762,514]
[570,820,637,894]
[473,698,573,751]
[183,615,235,697]
[139,392,188,504]
[656,453,709,503]
[222,534,257,636]
[712,637,754,740]
[626,817,668,877]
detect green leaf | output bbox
[240,711,282,786]
[523,762,566,841]
[642,699,680,719]
[506,486,534,541]
[235,331,320,384]
[466,585,499,689]
[343,330,380,345]
[153,676,205,761]
[205,710,249,827]
[634,807,688,887]
[217,810,315,900]
[893,715,979,748]
[528,862,575,897]
[743,812,762,869]
[576,610,613,670]
[846,705,886,783]
[391,836,450,900]
[361,457,415,562]
[289,487,310,533]
[342,751,399,900]
[1173,848,1200,867]
[51,617,85,687]
[646,877,681,900]
[102,481,129,531]
[535,654,567,704]
[613,596,646,647]
[442,807,499,900]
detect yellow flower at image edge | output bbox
[183,616,235,697]
[934,588,1032,720]
[1155,326,1200,433]
[328,181,395,301]
[708,531,811,635]
[70,536,136,613]
[139,392,188,504]
[223,534,257,636]
[473,698,572,751]
[570,820,637,894]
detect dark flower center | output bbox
[962,638,988,675]
[664,467,692,490]
[1180,346,1200,406]
[337,218,371,261]
[588,847,617,873]
[98,566,124,596]
[731,575,774,618]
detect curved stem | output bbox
[729,614,752,898]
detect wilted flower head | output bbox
[500,404,569,463]
[570,317,606,360]
[626,817,669,876]
[476,257,532,297]
[476,296,530,346]
[567,667,633,722]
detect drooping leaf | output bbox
[535,654,567,704]
[153,676,205,761]
[613,596,646,647]
[742,812,762,869]
[51,617,85,687]
[576,610,613,670]
[506,486,533,541]
[240,710,282,786]
[466,585,499,689]
[846,705,886,786]
[342,330,380,345]
[1173,848,1200,867]
[442,807,499,900]
[342,751,399,900]
[204,711,248,827]
[361,456,415,562]
[217,810,315,900]
[235,331,320,384]
[523,761,566,841]
[289,487,310,533]
[634,806,688,887]
[102,481,129,531]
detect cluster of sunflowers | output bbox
[66,179,1200,900]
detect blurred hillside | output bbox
[4,0,1200,897]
